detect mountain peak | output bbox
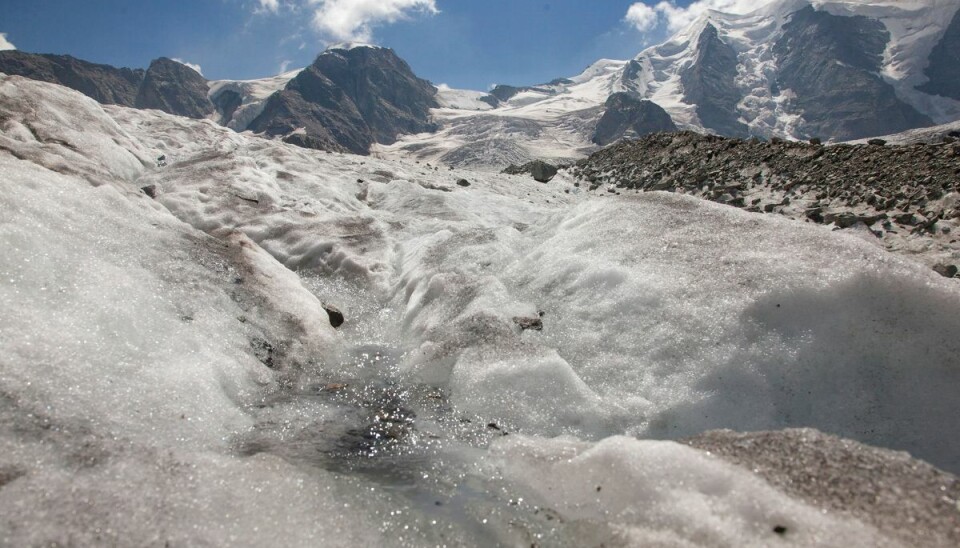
[324,42,385,53]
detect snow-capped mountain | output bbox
[2,0,958,167]
[379,0,960,168]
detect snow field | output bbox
[1,76,959,545]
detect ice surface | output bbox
[2,77,959,545]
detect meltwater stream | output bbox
[233,275,573,547]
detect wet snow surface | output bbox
[2,75,960,546]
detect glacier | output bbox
[1,74,959,546]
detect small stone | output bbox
[323,303,345,328]
[773,525,788,535]
[513,316,543,331]
[141,185,158,199]
[250,337,275,368]
[933,263,958,278]
[456,178,470,187]
[868,139,887,146]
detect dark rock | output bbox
[141,185,158,199]
[0,51,144,106]
[212,89,243,124]
[478,94,500,108]
[503,160,559,183]
[283,132,344,152]
[592,92,677,146]
[680,24,751,138]
[488,83,555,103]
[772,6,932,140]
[135,58,214,119]
[805,208,825,223]
[250,337,275,368]
[917,8,960,100]
[456,178,471,187]
[809,137,822,145]
[248,46,438,155]
[823,212,885,228]
[530,161,559,183]
[513,316,543,331]
[322,303,345,328]
[868,138,887,146]
[933,263,958,278]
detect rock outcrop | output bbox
[248,46,438,154]
[918,8,960,101]
[592,93,677,146]
[680,24,750,138]
[134,58,214,119]
[772,6,932,140]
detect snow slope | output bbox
[208,68,303,131]
[2,75,960,545]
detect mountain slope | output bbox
[0,51,144,106]
[771,5,932,140]
[917,7,960,101]
[247,45,438,154]
[135,57,214,119]
[680,23,750,138]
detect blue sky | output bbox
[0,1,731,89]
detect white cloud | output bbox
[0,33,16,51]
[278,59,292,74]
[625,1,777,34]
[308,0,438,43]
[172,58,204,76]
[257,0,281,14]
[625,3,659,32]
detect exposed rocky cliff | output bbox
[918,8,960,101]
[135,58,214,119]
[248,46,438,154]
[592,93,677,146]
[771,6,933,140]
[680,24,749,138]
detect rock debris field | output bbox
[569,132,960,276]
